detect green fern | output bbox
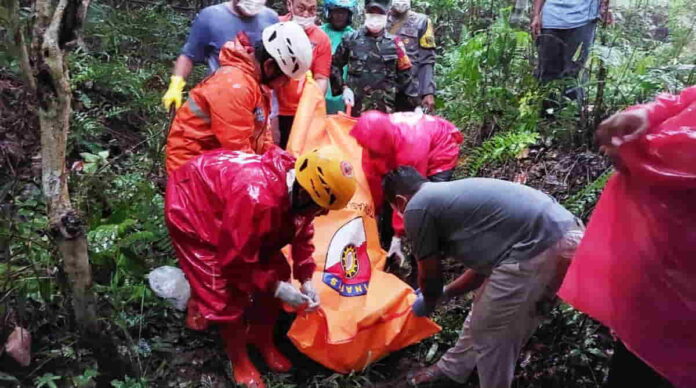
[563,168,614,218]
[467,130,539,176]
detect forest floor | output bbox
[10,0,692,384]
[1,70,614,387]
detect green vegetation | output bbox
[1,0,694,386]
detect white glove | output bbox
[388,236,406,267]
[342,87,355,107]
[274,281,311,308]
[301,280,320,312]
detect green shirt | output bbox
[321,23,353,114]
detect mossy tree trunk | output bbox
[20,0,98,334]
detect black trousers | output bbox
[278,115,295,149]
[535,21,596,102]
[606,340,673,388]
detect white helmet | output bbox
[262,22,313,80]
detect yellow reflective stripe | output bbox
[187,97,211,124]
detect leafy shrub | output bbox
[467,129,539,176]
[438,8,540,144]
[563,168,613,218]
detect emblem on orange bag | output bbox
[323,217,371,296]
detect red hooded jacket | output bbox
[165,147,316,329]
[350,110,463,235]
[559,86,696,388]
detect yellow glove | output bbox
[162,75,186,110]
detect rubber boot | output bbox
[219,323,266,388]
[248,323,292,373]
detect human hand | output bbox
[600,1,613,25]
[301,280,320,311]
[162,75,186,110]
[421,94,435,112]
[596,110,648,150]
[274,281,311,308]
[531,16,542,38]
[387,237,406,267]
[342,87,355,107]
[595,109,648,170]
[412,288,445,317]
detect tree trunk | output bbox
[24,0,98,334]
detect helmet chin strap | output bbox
[286,169,297,198]
[289,171,312,212]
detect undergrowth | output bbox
[0,0,693,386]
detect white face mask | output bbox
[365,13,387,33]
[236,0,265,16]
[392,0,410,13]
[293,14,316,28]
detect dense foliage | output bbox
[1,0,694,386]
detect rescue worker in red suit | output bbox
[165,21,313,173]
[559,85,696,388]
[165,146,357,387]
[350,110,463,268]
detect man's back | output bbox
[404,178,576,274]
[166,148,294,243]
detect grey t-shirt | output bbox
[404,178,576,274]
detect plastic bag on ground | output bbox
[148,266,191,311]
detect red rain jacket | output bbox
[559,86,696,388]
[165,147,316,329]
[350,110,463,235]
[165,38,274,173]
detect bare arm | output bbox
[173,55,194,80]
[600,0,613,25]
[315,76,329,94]
[531,0,545,37]
[444,269,486,298]
[418,256,444,307]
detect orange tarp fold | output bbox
[285,77,440,373]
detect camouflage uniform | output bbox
[388,10,436,111]
[330,27,418,116]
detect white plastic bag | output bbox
[147,266,190,311]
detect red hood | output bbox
[350,110,400,160]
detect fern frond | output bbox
[563,168,614,217]
[467,130,539,176]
